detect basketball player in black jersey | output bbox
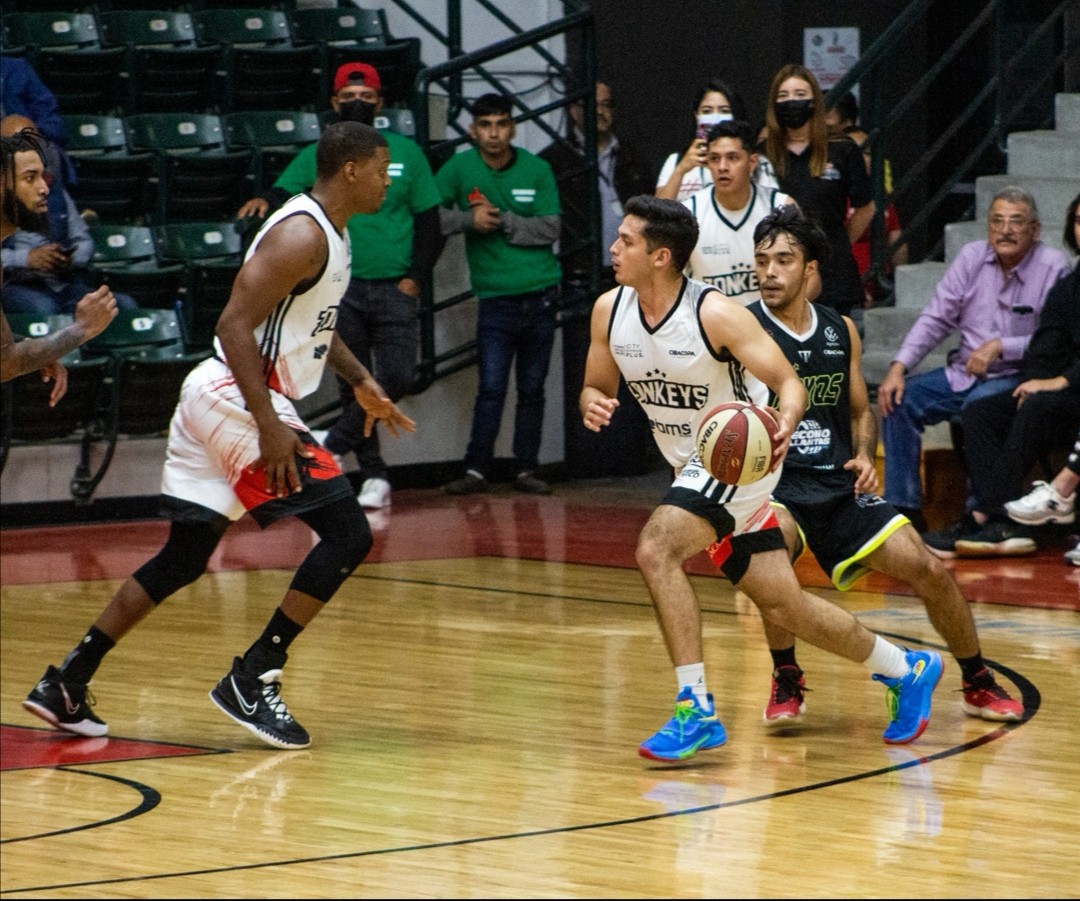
[745,207,1023,724]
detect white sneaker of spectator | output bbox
[1005,480,1075,525]
[358,477,391,509]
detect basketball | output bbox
[696,401,779,485]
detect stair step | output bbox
[945,220,983,262]
[893,261,947,309]
[1056,92,1080,132]
[1007,130,1080,179]
[975,174,1080,255]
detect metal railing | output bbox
[826,0,1077,304]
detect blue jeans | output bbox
[881,366,1019,510]
[465,287,559,475]
[1,275,137,316]
[326,278,419,479]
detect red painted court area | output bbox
[0,724,216,771]
[2,486,1076,609]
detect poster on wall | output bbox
[804,27,860,98]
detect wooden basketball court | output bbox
[2,472,1078,898]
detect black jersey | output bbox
[748,300,855,501]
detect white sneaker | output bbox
[358,477,391,509]
[1005,481,1075,525]
[1066,541,1080,567]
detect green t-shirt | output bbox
[273,130,441,279]
[435,146,561,298]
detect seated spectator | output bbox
[1006,431,1080,566]
[1,116,135,316]
[877,185,1071,540]
[938,193,1080,557]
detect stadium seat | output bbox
[87,224,186,311]
[224,110,321,192]
[0,314,110,477]
[5,12,127,115]
[192,8,320,112]
[63,114,158,223]
[71,308,211,502]
[155,221,246,351]
[288,6,423,106]
[97,10,221,113]
[125,113,255,223]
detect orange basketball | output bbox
[696,401,779,485]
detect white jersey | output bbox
[657,152,781,202]
[683,183,793,304]
[214,192,351,399]
[607,277,769,469]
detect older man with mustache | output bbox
[876,185,1071,553]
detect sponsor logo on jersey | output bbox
[789,418,831,455]
[628,374,709,410]
[612,342,644,358]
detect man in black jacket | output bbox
[540,81,654,293]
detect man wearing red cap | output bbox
[238,62,442,513]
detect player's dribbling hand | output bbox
[256,420,313,497]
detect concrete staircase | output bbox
[862,92,1080,394]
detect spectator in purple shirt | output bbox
[876,185,1071,546]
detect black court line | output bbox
[0,768,161,845]
[0,567,1042,894]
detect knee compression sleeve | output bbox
[133,519,227,604]
[291,496,372,602]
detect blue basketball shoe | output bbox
[873,649,943,744]
[639,686,727,761]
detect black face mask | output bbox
[338,99,378,126]
[774,99,814,129]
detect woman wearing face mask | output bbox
[763,63,874,319]
[656,79,775,202]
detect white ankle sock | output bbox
[864,636,908,679]
[675,663,710,709]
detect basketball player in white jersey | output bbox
[744,206,1022,724]
[580,194,942,761]
[23,122,416,750]
[683,120,795,303]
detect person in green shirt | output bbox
[436,93,562,496]
[237,63,442,512]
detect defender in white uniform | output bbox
[683,120,794,303]
[580,195,943,762]
[23,123,417,752]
